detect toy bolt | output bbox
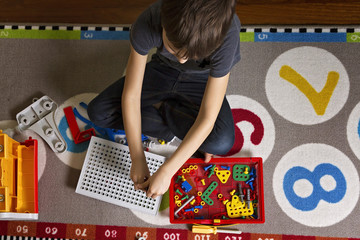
[204,165,213,171]
[181,195,189,201]
[175,189,183,196]
[246,188,251,207]
[238,183,245,202]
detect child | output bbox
[87,0,240,199]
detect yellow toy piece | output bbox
[0,133,19,213]
[158,139,166,145]
[226,195,253,218]
[0,131,37,216]
[230,195,243,208]
[215,170,231,184]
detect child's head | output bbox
[161,0,236,61]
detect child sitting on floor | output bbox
[87,0,241,199]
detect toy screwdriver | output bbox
[192,225,242,235]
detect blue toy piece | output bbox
[181,181,193,193]
[204,165,214,171]
[249,167,257,178]
[221,165,230,170]
[246,177,255,190]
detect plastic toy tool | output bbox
[15,95,66,153]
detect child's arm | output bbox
[122,46,150,189]
[137,73,230,198]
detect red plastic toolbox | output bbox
[169,157,264,225]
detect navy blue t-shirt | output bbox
[130,0,241,78]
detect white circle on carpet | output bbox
[225,95,275,163]
[54,93,98,169]
[347,101,360,161]
[273,143,359,227]
[265,46,349,125]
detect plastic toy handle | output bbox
[192,225,217,234]
[192,225,242,235]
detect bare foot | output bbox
[204,152,213,163]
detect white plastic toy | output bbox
[15,95,66,153]
[76,136,166,215]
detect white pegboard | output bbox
[76,136,166,215]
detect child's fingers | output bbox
[137,179,150,192]
[132,176,149,190]
[146,187,160,199]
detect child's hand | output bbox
[130,158,150,190]
[137,167,172,199]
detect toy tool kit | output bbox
[169,158,264,225]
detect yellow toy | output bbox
[0,131,38,219]
[215,169,231,184]
[226,194,253,218]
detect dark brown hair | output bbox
[161,0,236,60]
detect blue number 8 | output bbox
[283,163,346,211]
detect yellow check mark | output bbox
[279,65,339,115]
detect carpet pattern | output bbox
[0,25,359,238]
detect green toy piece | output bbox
[233,165,251,181]
[201,181,218,205]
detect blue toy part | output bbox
[358,118,360,139]
[204,165,214,171]
[221,165,230,171]
[283,163,346,211]
[249,167,257,178]
[246,177,255,190]
[181,181,193,193]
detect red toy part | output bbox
[63,106,96,144]
[169,157,265,225]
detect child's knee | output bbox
[213,132,235,155]
[87,98,106,127]
[201,129,235,155]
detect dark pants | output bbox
[87,55,234,155]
